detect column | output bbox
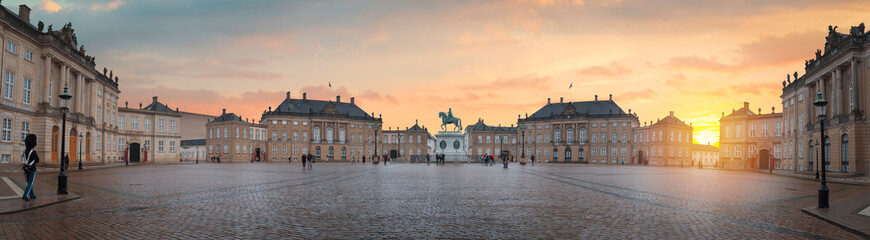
[76,73,82,113]
[43,54,52,104]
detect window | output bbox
[611,133,616,142]
[554,129,561,143]
[19,121,29,141]
[271,120,277,125]
[243,128,247,139]
[621,133,626,143]
[749,124,756,137]
[612,122,617,127]
[144,140,150,151]
[3,71,13,99]
[158,141,165,152]
[592,123,598,128]
[272,130,278,140]
[223,127,228,138]
[798,114,804,132]
[536,134,541,143]
[612,148,617,157]
[242,144,247,154]
[145,118,152,131]
[293,146,299,154]
[842,135,849,172]
[1,118,10,142]
[601,148,607,157]
[592,133,597,143]
[724,145,730,157]
[775,122,782,136]
[735,145,741,158]
[170,141,176,152]
[579,128,586,143]
[209,145,213,154]
[658,131,663,141]
[25,50,33,61]
[132,117,138,131]
[96,136,102,150]
[591,148,597,156]
[762,123,768,137]
[119,116,125,130]
[799,141,804,159]
[97,107,102,123]
[223,144,229,154]
[293,131,299,141]
[272,146,277,154]
[302,131,308,141]
[313,127,320,141]
[22,78,31,104]
[326,127,334,142]
[282,130,287,140]
[339,128,345,142]
[170,120,177,133]
[6,41,15,53]
[601,134,606,143]
[1,154,8,164]
[282,146,287,155]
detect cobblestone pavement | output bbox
[0,163,866,239]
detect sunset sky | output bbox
[16,0,870,146]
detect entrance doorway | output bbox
[129,143,141,162]
[759,149,771,170]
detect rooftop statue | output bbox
[439,108,462,132]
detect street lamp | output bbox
[373,123,379,163]
[813,90,829,208]
[78,133,83,170]
[57,83,72,195]
[520,123,526,159]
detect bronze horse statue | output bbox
[439,112,462,131]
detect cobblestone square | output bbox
[0,163,866,239]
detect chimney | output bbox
[303,92,307,100]
[560,97,563,103]
[595,95,598,102]
[336,96,341,102]
[222,108,226,114]
[743,102,749,110]
[670,111,674,117]
[286,91,291,100]
[609,94,612,101]
[152,96,158,104]
[350,97,355,104]
[547,98,551,104]
[18,5,30,23]
[772,106,775,113]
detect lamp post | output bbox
[373,123,379,163]
[57,84,72,195]
[520,123,526,161]
[813,90,829,208]
[815,141,819,179]
[78,133,83,170]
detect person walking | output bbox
[530,155,536,166]
[301,154,307,169]
[426,154,431,166]
[21,134,38,201]
[307,153,314,169]
[288,156,292,163]
[362,155,366,164]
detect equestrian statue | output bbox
[439,108,462,132]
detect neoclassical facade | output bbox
[465,119,518,159]
[516,95,639,164]
[633,111,694,166]
[0,4,123,167]
[719,102,783,170]
[205,109,266,162]
[692,144,719,167]
[782,23,870,174]
[117,97,183,163]
[261,92,382,161]
[380,121,433,162]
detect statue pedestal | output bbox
[434,131,469,163]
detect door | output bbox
[759,149,770,170]
[129,143,141,163]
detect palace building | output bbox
[781,23,870,174]
[380,121,434,162]
[516,95,639,164]
[116,96,183,163]
[465,119,518,160]
[0,4,126,166]
[205,108,266,162]
[633,111,694,166]
[719,102,783,170]
[259,92,382,162]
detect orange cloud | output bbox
[576,62,631,76]
[616,88,656,103]
[36,0,62,13]
[92,0,125,11]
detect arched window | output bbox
[554,129,561,143]
[579,128,586,143]
[567,128,574,143]
[824,137,830,171]
[313,127,321,141]
[841,135,849,172]
[553,148,559,161]
[565,148,572,162]
[315,146,321,158]
[328,146,334,159]
[326,127,334,143]
[578,148,584,161]
[339,128,346,143]
[341,146,347,160]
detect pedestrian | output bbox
[530,155,536,166]
[362,155,366,164]
[21,134,38,201]
[307,153,314,169]
[288,156,292,163]
[621,159,625,165]
[301,154,307,169]
[426,154,431,166]
[503,155,508,168]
